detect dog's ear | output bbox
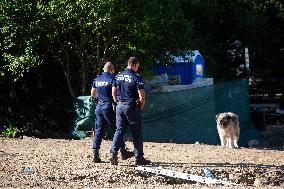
[231,117,236,122]
[225,112,237,121]
[215,113,220,120]
[231,114,238,122]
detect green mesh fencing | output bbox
[68,96,96,139]
[143,79,263,146]
[213,79,263,146]
[69,79,263,146]
[143,83,216,144]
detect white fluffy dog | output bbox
[216,112,240,148]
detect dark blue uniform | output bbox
[110,68,144,157]
[92,72,126,151]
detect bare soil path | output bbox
[1,134,284,189]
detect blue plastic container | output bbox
[190,52,205,83]
[153,50,205,85]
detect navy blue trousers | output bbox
[92,102,126,150]
[111,102,143,157]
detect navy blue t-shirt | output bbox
[114,68,144,103]
[92,72,115,102]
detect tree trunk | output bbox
[61,55,75,98]
[65,55,75,98]
[96,34,105,73]
[80,53,88,96]
[58,38,75,98]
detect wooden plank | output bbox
[250,103,279,108]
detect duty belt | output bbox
[117,101,136,105]
[98,100,112,104]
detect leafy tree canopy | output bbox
[0,0,283,136]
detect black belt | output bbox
[117,101,136,105]
[117,100,135,103]
[98,100,112,103]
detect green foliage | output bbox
[3,47,42,80]
[0,0,43,80]
[0,0,283,137]
[1,123,20,138]
[180,0,284,80]
[1,0,193,96]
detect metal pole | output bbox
[136,166,240,186]
[244,47,250,80]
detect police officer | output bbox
[110,57,151,165]
[91,62,133,163]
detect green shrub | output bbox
[1,124,20,138]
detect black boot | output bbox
[109,152,118,165]
[135,156,151,166]
[93,149,101,163]
[120,148,134,160]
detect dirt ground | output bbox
[1,125,284,189]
